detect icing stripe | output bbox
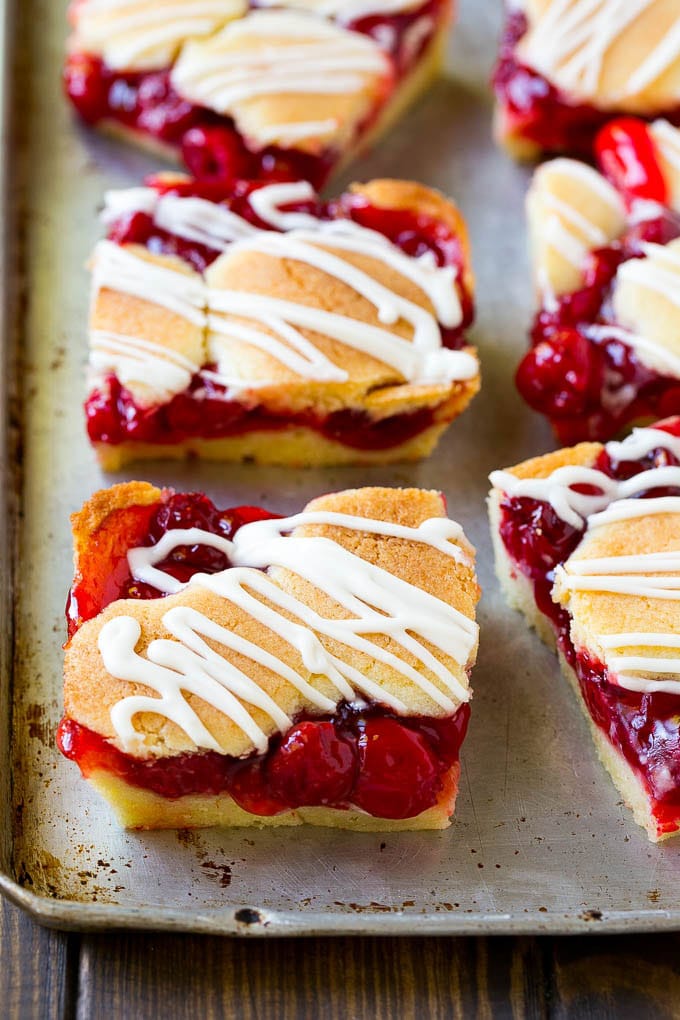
[170,11,388,134]
[98,509,478,754]
[494,424,680,697]
[256,0,422,16]
[92,185,476,398]
[520,0,667,104]
[92,240,207,326]
[584,325,680,380]
[490,426,680,530]
[74,0,247,71]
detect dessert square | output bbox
[516,117,680,444]
[86,174,479,468]
[59,483,480,830]
[489,417,680,841]
[493,0,680,160]
[65,0,454,188]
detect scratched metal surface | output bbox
[2,0,680,935]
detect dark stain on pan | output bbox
[200,860,233,888]
[580,909,603,922]
[25,702,52,746]
[176,829,238,888]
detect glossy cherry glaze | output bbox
[492,11,680,156]
[498,419,680,834]
[61,490,470,819]
[516,211,680,445]
[86,181,474,451]
[64,0,447,188]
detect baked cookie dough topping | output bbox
[98,509,478,754]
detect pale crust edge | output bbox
[84,763,460,831]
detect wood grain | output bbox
[3,895,680,1019]
[75,934,548,1020]
[550,936,680,1020]
[0,898,76,1020]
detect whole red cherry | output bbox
[351,717,441,819]
[267,721,358,807]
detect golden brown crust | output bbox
[170,12,391,154]
[70,480,162,581]
[493,440,603,482]
[90,244,205,406]
[555,511,680,669]
[351,179,474,294]
[71,480,161,545]
[64,485,479,759]
[205,233,477,401]
[519,0,680,114]
[88,174,479,459]
[612,237,680,371]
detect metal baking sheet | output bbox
[2,0,680,936]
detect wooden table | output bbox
[3,897,679,1017]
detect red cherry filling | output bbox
[66,491,277,636]
[595,118,668,207]
[57,704,470,819]
[492,11,680,156]
[497,420,680,831]
[61,489,471,819]
[517,213,680,443]
[65,0,446,188]
[267,721,358,807]
[86,374,444,451]
[352,717,442,819]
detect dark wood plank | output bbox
[0,896,76,1020]
[76,934,548,1020]
[550,935,680,1019]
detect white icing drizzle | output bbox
[519,0,676,105]
[490,426,680,530]
[91,239,207,327]
[622,17,680,98]
[207,224,473,386]
[246,180,321,230]
[618,242,680,311]
[97,510,478,754]
[74,0,247,72]
[170,10,388,143]
[89,329,199,395]
[598,632,680,694]
[533,160,624,285]
[255,0,422,17]
[584,323,680,380]
[492,424,680,696]
[650,119,680,186]
[91,186,475,395]
[555,551,680,692]
[102,180,319,241]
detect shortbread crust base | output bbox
[92,22,448,182]
[93,420,452,470]
[86,764,460,831]
[488,490,679,843]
